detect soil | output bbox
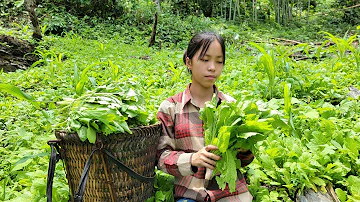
[0,34,39,73]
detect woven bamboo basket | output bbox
[55,123,162,202]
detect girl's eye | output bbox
[217,61,223,64]
[200,59,209,62]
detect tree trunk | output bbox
[298,0,302,19]
[307,0,311,23]
[233,0,236,20]
[149,12,158,47]
[281,0,285,24]
[289,1,292,22]
[284,0,288,24]
[24,0,42,41]
[221,3,223,19]
[154,0,161,12]
[255,0,257,22]
[273,0,280,24]
[252,0,257,22]
[243,0,246,16]
[236,0,240,18]
[229,0,232,20]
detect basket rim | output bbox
[55,122,161,133]
[54,122,161,143]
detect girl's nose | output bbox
[208,62,215,71]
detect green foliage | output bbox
[321,31,360,71]
[0,0,26,23]
[40,0,125,18]
[250,42,309,99]
[332,0,360,25]
[0,84,39,109]
[57,83,150,142]
[247,96,359,200]
[146,168,175,202]
[200,95,276,192]
[1,6,360,200]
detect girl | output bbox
[156,32,254,202]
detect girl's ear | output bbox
[186,57,192,70]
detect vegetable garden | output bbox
[0,0,360,201]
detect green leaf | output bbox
[90,121,100,131]
[155,191,166,201]
[74,64,79,88]
[0,83,39,109]
[201,96,217,145]
[347,175,360,197]
[87,126,97,143]
[78,118,92,125]
[269,191,279,200]
[321,145,336,155]
[75,79,87,96]
[70,119,82,130]
[335,188,347,202]
[284,83,291,114]
[119,122,131,134]
[216,104,232,130]
[302,109,319,119]
[11,152,48,172]
[11,159,32,172]
[344,137,359,160]
[310,177,326,186]
[234,120,273,134]
[217,127,231,153]
[214,150,238,193]
[78,126,88,141]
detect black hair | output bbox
[183,32,226,67]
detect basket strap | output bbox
[46,141,61,202]
[73,147,99,202]
[103,149,155,183]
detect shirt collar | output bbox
[182,83,226,109]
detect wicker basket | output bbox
[54,123,162,202]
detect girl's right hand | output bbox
[191,145,221,170]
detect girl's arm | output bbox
[156,100,196,177]
[236,150,254,167]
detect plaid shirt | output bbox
[156,84,254,202]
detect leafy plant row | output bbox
[0,27,359,202]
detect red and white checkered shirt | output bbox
[156,84,254,202]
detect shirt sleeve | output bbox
[236,150,254,167]
[156,100,194,177]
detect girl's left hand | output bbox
[191,145,221,170]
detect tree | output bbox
[333,0,360,25]
[25,0,42,41]
[154,0,161,12]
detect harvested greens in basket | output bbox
[57,82,151,143]
[199,95,275,192]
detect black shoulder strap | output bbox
[73,147,99,202]
[46,145,156,202]
[103,149,155,183]
[46,141,61,202]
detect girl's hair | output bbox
[183,32,226,66]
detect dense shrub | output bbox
[333,0,360,25]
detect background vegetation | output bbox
[0,0,359,201]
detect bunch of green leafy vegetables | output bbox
[56,81,152,143]
[0,81,153,144]
[200,95,276,192]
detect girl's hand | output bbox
[191,145,221,170]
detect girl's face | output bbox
[186,40,224,89]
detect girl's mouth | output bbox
[205,75,216,80]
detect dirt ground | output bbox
[0,34,39,73]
